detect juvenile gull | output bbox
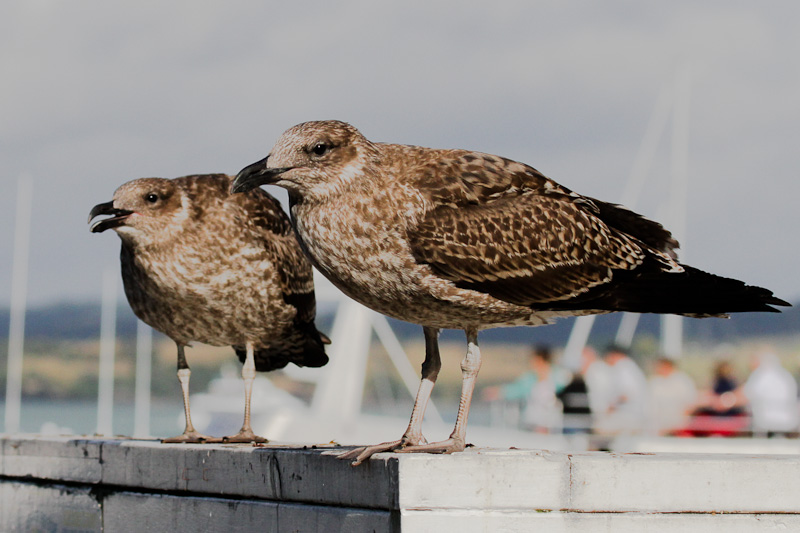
[90,174,329,443]
[232,120,789,464]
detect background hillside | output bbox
[0,300,796,404]
[1,300,797,345]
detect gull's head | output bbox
[232,120,370,201]
[89,178,184,241]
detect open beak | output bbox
[88,201,133,233]
[231,156,292,194]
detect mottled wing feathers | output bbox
[589,198,679,258]
[233,181,295,237]
[410,194,643,306]
[181,174,324,359]
[230,182,321,328]
[229,186,329,371]
[407,150,552,205]
[403,149,779,316]
[407,151,666,307]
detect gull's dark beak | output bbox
[88,201,133,233]
[231,156,292,194]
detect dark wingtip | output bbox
[235,322,329,372]
[770,297,792,308]
[754,293,791,313]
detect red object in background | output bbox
[674,408,750,437]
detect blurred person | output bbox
[481,345,550,404]
[682,360,747,437]
[558,346,608,433]
[482,344,552,405]
[483,345,544,429]
[713,361,738,395]
[595,345,649,436]
[521,347,572,432]
[710,361,743,414]
[648,357,698,435]
[582,346,614,426]
[742,350,798,437]
[699,361,745,417]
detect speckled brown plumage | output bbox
[232,120,788,462]
[234,121,786,325]
[90,173,328,442]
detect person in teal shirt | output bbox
[484,345,571,405]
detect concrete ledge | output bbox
[100,438,398,510]
[1,435,103,483]
[2,434,800,532]
[104,491,391,532]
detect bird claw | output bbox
[162,431,222,444]
[221,429,268,444]
[338,440,403,466]
[337,432,433,466]
[394,437,465,455]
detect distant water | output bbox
[0,397,495,438]
[0,399,184,438]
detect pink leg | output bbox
[397,328,481,455]
[340,327,442,465]
[222,341,268,443]
[163,345,220,443]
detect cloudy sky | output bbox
[1,1,798,307]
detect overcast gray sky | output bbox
[1,1,798,307]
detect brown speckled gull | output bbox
[232,120,788,464]
[90,173,328,443]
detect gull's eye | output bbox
[311,142,330,157]
[145,193,159,203]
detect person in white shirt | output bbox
[595,345,649,436]
[521,347,572,433]
[742,350,799,437]
[649,357,698,435]
[580,347,614,432]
